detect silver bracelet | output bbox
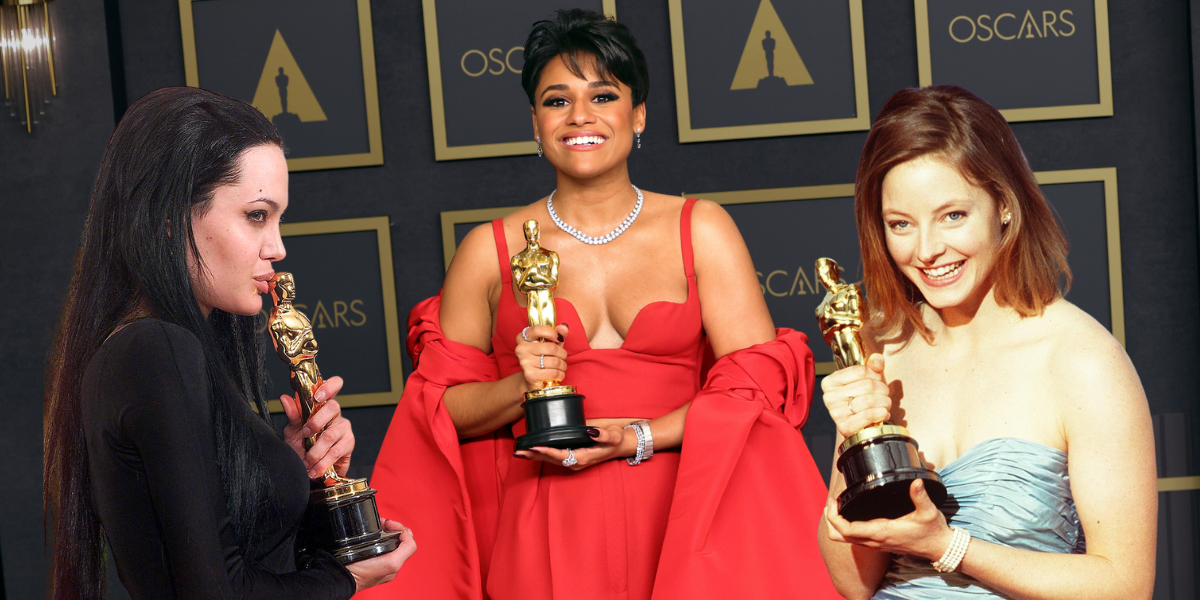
[624,421,653,465]
[635,420,653,461]
[624,422,646,465]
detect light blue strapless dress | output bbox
[872,437,1086,599]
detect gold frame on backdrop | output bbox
[266,216,403,411]
[667,0,870,143]
[438,169,1124,376]
[179,0,384,172]
[914,0,1113,122]
[423,0,617,161]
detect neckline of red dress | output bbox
[504,278,695,352]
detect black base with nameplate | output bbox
[836,431,947,522]
[297,483,402,565]
[515,389,596,451]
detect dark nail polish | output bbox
[586,427,600,438]
[558,334,565,343]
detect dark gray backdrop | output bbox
[927,0,1101,109]
[436,0,608,148]
[192,0,371,158]
[3,1,1199,598]
[681,0,859,128]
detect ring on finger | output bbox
[540,354,545,369]
[847,396,857,415]
[562,448,578,467]
[522,326,532,342]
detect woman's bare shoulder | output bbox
[1035,300,1143,413]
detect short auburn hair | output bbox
[855,86,1070,339]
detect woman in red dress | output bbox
[362,10,838,599]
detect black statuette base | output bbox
[298,485,402,565]
[515,390,596,451]
[836,433,947,522]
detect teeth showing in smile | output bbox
[922,261,963,280]
[564,135,606,146]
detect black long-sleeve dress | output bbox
[81,318,356,599]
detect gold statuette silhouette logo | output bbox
[731,0,813,90]
[251,30,328,123]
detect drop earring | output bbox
[1001,210,1012,225]
[636,129,641,149]
[536,136,543,158]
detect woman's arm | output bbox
[440,223,569,439]
[522,199,778,467]
[691,199,776,357]
[957,329,1156,600]
[816,357,895,599]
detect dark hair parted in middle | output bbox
[521,9,649,106]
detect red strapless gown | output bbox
[486,201,706,599]
[360,199,839,600]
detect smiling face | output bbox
[881,155,1007,317]
[531,54,645,180]
[190,144,289,317]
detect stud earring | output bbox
[1001,210,1012,225]
[636,129,641,149]
[536,136,542,158]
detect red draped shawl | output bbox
[357,295,838,599]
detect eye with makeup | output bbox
[246,209,269,223]
[592,92,619,103]
[944,211,967,223]
[886,218,911,233]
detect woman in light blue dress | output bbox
[816,86,1157,599]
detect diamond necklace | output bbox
[546,185,644,245]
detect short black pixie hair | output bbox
[521,9,649,106]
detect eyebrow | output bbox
[248,198,281,211]
[539,80,620,99]
[882,199,971,218]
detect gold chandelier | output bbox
[0,0,57,133]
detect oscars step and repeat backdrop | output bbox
[162,2,1191,597]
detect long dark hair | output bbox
[44,87,283,599]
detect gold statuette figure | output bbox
[511,220,565,388]
[815,258,866,371]
[268,272,347,487]
[268,272,400,563]
[814,258,945,522]
[510,220,593,450]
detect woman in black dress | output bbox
[43,87,415,599]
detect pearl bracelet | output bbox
[931,526,971,573]
[624,421,653,465]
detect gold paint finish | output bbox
[311,478,371,502]
[525,386,579,400]
[839,424,912,455]
[816,256,910,455]
[511,219,580,402]
[511,220,565,389]
[815,257,865,371]
[268,272,353,488]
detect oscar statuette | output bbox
[814,258,947,521]
[511,220,596,451]
[268,273,401,563]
